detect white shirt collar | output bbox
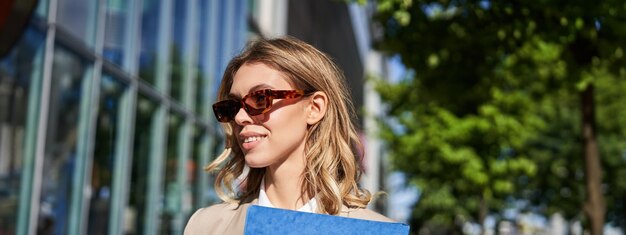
[258,178,317,213]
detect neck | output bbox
[264,145,309,210]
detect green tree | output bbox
[518,67,626,232]
[371,0,626,234]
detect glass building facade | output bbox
[0,0,248,234]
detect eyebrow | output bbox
[227,83,276,99]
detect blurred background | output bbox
[0,0,624,235]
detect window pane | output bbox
[103,0,129,65]
[0,27,45,235]
[127,95,156,235]
[195,73,207,121]
[160,114,182,234]
[139,0,161,86]
[189,127,217,214]
[38,45,89,235]
[195,70,206,120]
[86,75,125,235]
[36,0,48,18]
[195,0,207,119]
[57,0,97,46]
[170,0,188,103]
[190,128,202,212]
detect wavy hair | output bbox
[205,36,371,215]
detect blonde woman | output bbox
[185,36,394,234]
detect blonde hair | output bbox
[205,36,371,215]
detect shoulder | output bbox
[184,202,250,235]
[191,203,235,218]
[340,207,396,223]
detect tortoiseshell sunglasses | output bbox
[212,89,307,122]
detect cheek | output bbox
[269,105,307,126]
[265,107,308,136]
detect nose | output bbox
[233,107,253,125]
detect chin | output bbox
[245,156,270,169]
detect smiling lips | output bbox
[244,136,265,143]
[240,133,267,150]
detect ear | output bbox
[306,91,327,125]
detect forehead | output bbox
[229,63,293,96]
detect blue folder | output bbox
[243,205,409,235]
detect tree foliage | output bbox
[370,0,626,233]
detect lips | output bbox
[240,132,268,150]
[242,136,263,143]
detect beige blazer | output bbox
[184,199,396,235]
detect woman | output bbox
[185,36,393,234]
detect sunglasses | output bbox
[212,89,307,122]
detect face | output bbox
[229,63,309,169]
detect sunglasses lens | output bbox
[243,92,269,115]
[213,100,241,122]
